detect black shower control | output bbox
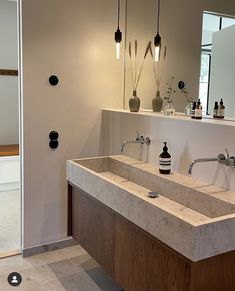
[49,131,59,140]
[49,140,59,149]
[49,75,59,86]
[49,131,59,149]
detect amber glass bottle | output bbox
[159,142,171,174]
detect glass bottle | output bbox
[159,142,171,174]
[184,101,193,117]
[164,100,175,117]
[217,99,225,118]
[213,101,218,118]
[191,101,196,119]
[195,99,202,120]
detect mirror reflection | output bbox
[200,12,235,119]
[124,0,235,120]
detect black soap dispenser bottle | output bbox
[159,142,171,174]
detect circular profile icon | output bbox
[7,272,22,287]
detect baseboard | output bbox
[22,237,77,257]
[0,182,20,192]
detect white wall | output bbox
[125,0,235,111]
[103,110,235,191]
[0,0,18,144]
[21,0,235,250]
[209,25,235,118]
[0,156,20,191]
[21,0,124,248]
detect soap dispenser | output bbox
[159,142,171,174]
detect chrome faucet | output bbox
[188,148,235,174]
[120,131,151,153]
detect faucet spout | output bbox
[188,150,234,175]
[188,158,219,174]
[120,133,151,153]
[120,141,128,152]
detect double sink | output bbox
[67,155,235,262]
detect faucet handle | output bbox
[225,148,230,159]
[136,131,140,140]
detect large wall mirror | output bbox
[124,0,235,120]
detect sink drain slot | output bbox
[148,192,159,198]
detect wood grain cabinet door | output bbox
[114,214,191,291]
[72,187,114,276]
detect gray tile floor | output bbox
[0,190,20,254]
[0,245,124,291]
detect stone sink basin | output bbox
[67,155,235,262]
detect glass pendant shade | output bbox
[115,28,122,59]
[116,42,121,59]
[154,33,161,62]
[114,0,122,59]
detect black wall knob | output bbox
[49,131,59,140]
[49,130,59,149]
[49,75,59,86]
[49,140,59,149]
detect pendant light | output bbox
[115,0,122,59]
[154,0,161,62]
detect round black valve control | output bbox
[49,140,59,149]
[49,131,59,140]
[49,75,59,86]
[49,130,59,149]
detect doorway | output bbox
[0,0,21,258]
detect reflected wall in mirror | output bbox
[0,0,19,144]
[200,12,235,119]
[124,0,235,119]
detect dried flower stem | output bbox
[134,40,137,86]
[135,41,151,90]
[129,42,134,88]
[129,41,151,91]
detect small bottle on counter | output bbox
[217,99,225,118]
[159,142,171,174]
[195,99,202,120]
[213,101,218,118]
[191,101,196,119]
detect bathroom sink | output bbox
[73,156,235,218]
[67,155,235,261]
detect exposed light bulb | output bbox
[114,0,122,60]
[155,46,160,62]
[115,28,122,60]
[154,33,161,62]
[116,42,121,59]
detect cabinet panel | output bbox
[70,186,235,291]
[72,187,114,276]
[190,253,235,291]
[114,214,191,291]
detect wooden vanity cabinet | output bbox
[69,184,235,291]
[71,186,114,276]
[114,214,191,291]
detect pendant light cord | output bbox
[157,0,160,33]
[117,0,120,28]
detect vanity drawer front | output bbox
[114,214,191,291]
[72,187,114,276]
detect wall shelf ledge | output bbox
[102,108,235,128]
